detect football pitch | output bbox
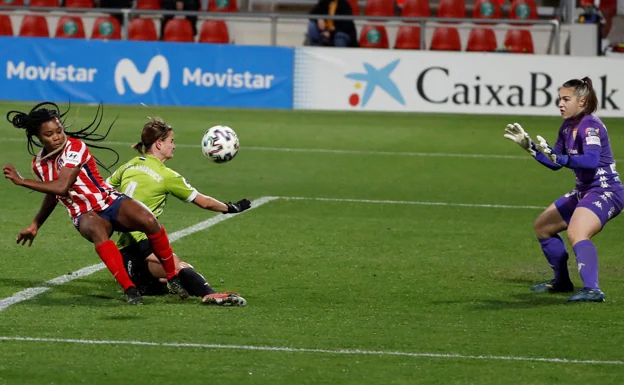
[0,102,623,384]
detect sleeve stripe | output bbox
[186,189,199,203]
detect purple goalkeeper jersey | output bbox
[555,114,623,193]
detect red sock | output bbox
[95,240,135,291]
[147,226,177,280]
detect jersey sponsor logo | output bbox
[65,151,81,165]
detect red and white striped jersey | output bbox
[31,137,119,220]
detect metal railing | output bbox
[0,5,561,54]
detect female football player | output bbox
[106,117,249,306]
[3,102,188,305]
[504,77,624,302]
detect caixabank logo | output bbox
[345,59,405,108]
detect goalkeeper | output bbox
[504,76,624,303]
[107,118,251,306]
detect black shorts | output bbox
[120,239,169,296]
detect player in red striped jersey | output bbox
[2,102,186,305]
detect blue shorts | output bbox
[73,194,129,233]
[555,189,624,227]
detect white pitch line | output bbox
[280,196,545,210]
[0,137,530,160]
[0,336,620,366]
[0,196,278,312]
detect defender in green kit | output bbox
[107,118,250,306]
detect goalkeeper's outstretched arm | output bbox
[192,193,251,214]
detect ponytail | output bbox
[132,141,146,154]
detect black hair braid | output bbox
[6,101,120,174]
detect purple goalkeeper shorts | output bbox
[555,189,624,227]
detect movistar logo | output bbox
[114,55,170,95]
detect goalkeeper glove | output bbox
[224,199,251,214]
[535,135,569,166]
[504,123,537,156]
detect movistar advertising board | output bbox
[0,37,293,109]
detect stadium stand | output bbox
[0,0,589,55]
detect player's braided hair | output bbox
[561,76,599,117]
[132,118,173,155]
[6,101,120,173]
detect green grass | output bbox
[1,102,624,384]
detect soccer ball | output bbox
[201,125,239,163]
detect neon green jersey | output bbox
[107,155,198,250]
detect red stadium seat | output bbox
[504,29,534,53]
[19,15,49,37]
[437,0,465,20]
[128,17,158,41]
[347,0,359,15]
[198,20,229,43]
[136,0,161,10]
[394,25,421,49]
[64,0,93,7]
[91,16,122,39]
[206,0,238,12]
[430,27,461,50]
[466,28,497,51]
[29,0,59,6]
[472,0,501,24]
[364,0,394,17]
[55,16,86,38]
[401,0,430,17]
[163,18,194,42]
[509,0,537,21]
[359,24,389,48]
[0,15,13,35]
[1,0,24,6]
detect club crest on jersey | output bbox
[572,127,578,140]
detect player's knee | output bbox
[533,217,549,238]
[566,226,587,246]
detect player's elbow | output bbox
[587,156,600,169]
[192,195,211,210]
[55,183,72,197]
